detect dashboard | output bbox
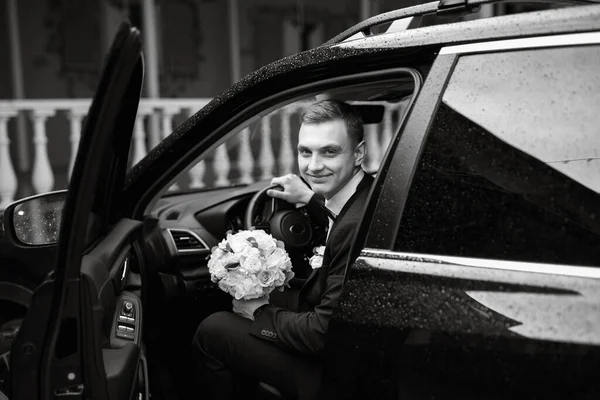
[138,179,322,299]
[143,180,273,296]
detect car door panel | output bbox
[102,341,140,400]
[327,251,600,399]
[10,23,144,400]
[78,219,143,400]
[325,34,600,399]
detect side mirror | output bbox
[2,191,67,246]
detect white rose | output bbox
[240,246,260,260]
[266,247,288,269]
[275,270,287,286]
[208,262,227,282]
[227,271,247,299]
[256,269,278,287]
[240,254,263,273]
[282,257,293,272]
[211,247,225,258]
[309,254,323,269]
[228,234,251,253]
[221,252,241,267]
[254,233,277,253]
[313,246,325,256]
[208,250,230,281]
[242,276,264,299]
[217,239,226,249]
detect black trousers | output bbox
[192,289,322,400]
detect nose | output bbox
[308,154,324,172]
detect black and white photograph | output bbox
[1,0,599,399]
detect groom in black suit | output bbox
[193,99,374,400]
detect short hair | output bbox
[300,99,364,144]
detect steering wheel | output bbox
[244,185,315,249]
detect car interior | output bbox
[1,72,421,399]
[138,77,419,398]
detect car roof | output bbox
[336,4,600,51]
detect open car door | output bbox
[9,23,144,400]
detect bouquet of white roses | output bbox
[207,229,295,300]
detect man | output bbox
[193,99,374,399]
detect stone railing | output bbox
[0,98,406,208]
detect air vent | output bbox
[168,229,209,253]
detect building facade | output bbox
[0,0,549,207]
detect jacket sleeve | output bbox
[249,218,358,355]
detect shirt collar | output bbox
[325,169,365,218]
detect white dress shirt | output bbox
[324,169,365,240]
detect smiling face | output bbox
[297,119,365,200]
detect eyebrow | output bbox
[297,144,343,151]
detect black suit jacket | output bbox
[250,173,374,355]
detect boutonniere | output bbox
[309,246,325,269]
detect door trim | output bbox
[361,248,600,279]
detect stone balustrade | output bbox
[0,98,405,209]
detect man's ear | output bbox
[354,140,366,167]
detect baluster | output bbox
[131,114,147,165]
[213,143,231,187]
[161,107,180,191]
[364,124,381,174]
[30,109,55,194]
[66,109,86,178]
[187,109,206,189]
[259,114,275,180]
[161,108,177,140]
[0,111,18,208]
[237,127,254,184]
[188,160,206,189]
[381,106,394,153]
[278,109,294,175]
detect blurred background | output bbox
[0,0,559,207]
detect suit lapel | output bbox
[326,174,373,244]
[301,174,374,290]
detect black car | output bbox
[1,1,600,398]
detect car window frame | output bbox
[363,31,600,252]
[130,63,427,219]
[362,52,458,251]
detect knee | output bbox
[192,311,233,355]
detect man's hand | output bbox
[232,295,269,320]
[267,174,314,205]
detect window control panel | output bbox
[115,300,136,341]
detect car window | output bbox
[394,45,600,267]
[167,81,416,193]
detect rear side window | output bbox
[395,45,600,267]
